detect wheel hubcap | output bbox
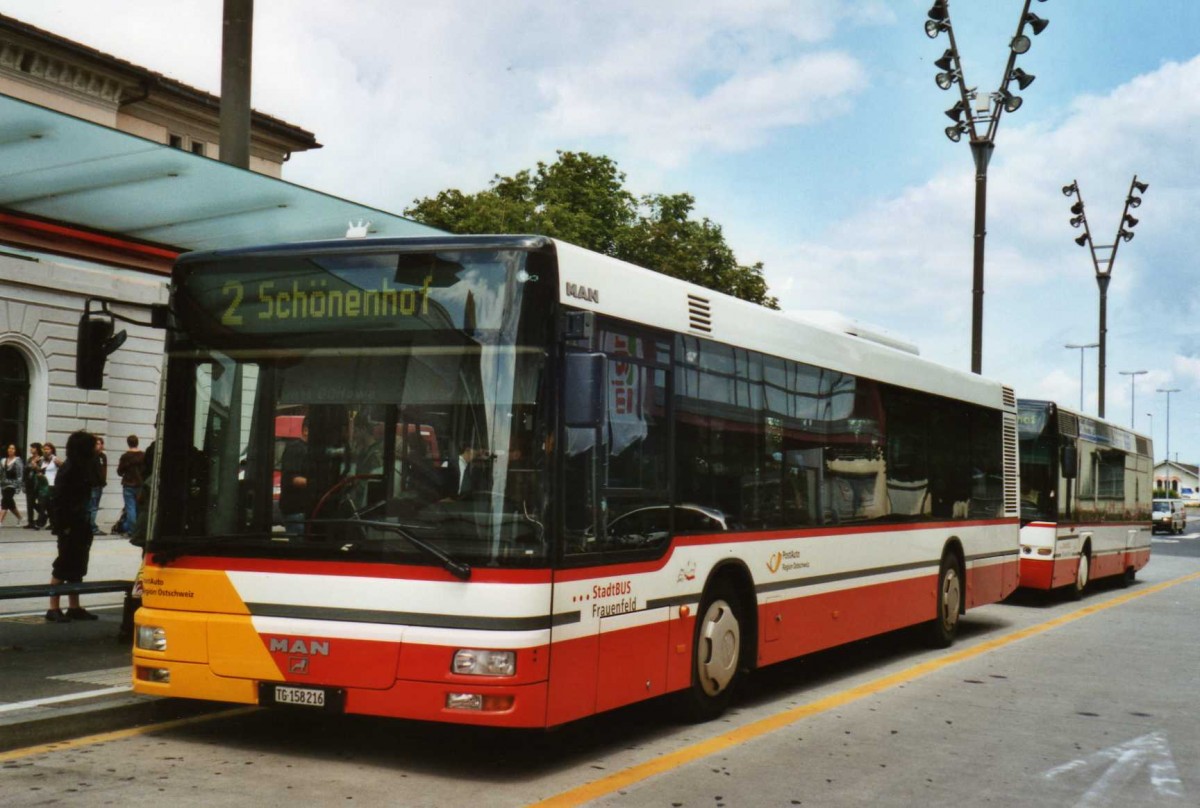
[941,568,960,632]
[1077,555,1089,590]
[698,599,739,696]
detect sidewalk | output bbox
[0,526,211,751]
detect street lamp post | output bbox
[925,0,1050,375]
[1065,342,1099,411]
[1063,176,1149,417]
[1118,370,1147,428]
[1158,388,1180,469]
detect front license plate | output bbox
[259,683,344,711]
[275,685,325,707]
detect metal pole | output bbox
[1119,370,1146,429]
[1096,273,1110,418]
[970,141,993,375]
[220,0,254,169]
[1158,388,1180,472]
[1066,343,1098,412]
[1079,348,1085,410]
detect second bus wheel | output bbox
[926,553,962,648]
[677,580,744,723]
[1069,548,1090,600]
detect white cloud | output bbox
[755,54,1200,388]
[3,1,1197,454]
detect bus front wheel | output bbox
[678,581,743,722]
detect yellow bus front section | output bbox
[132,564,280,704]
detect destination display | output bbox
[174,251,517,339]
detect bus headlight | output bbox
[452,649,516,676]
[137,625,167,651]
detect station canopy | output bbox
[0,93,440,258]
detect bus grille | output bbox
[1003,413,1020,517]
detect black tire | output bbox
[1069,549,1090,601]
[926,554,962,648]
[1121,566,1137,588]
[677,580,744,723]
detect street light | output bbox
[1158,388,1180,468]
[1063,175,1149,417]
[1065,342,1099,411]
[1118,370,1147,429]
[926,0,1050,375]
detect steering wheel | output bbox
[311,473,384,521]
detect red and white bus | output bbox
[94,235,1021,727]
[1017,399,1152,597]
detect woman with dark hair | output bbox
[45,430,99,623]
[1,443,23,525]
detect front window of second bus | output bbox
[1017,403,1056,523]
[158,247,551,569]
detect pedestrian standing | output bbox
[24,442,43,530]
[0,444,23,525]
[89,435,108,535]
[116,434,144,536]
[46,430,99,623]
[38,442,58,529]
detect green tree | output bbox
[406,151,777,308]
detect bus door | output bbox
[548,323,673,724]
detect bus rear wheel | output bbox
[678,581,743,722]
[926,554,961,649]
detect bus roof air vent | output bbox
[688,294,712,334]
[1002,386,1016,409]
[1058,410,1079,438]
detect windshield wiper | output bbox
[308,518,472,580]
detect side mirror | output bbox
[1060,444,1078,479]
[564,352,607,428]
[76,301,127,390]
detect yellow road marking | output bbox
[0,706,257,763]
[532,570,1200,807]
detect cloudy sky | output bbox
[5,0,1200,461]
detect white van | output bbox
[1152,498,1186,534]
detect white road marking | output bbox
[0,685,132,714]
[48,667,131,687]
[1042,731,1186,806]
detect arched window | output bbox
[0,345,30,453]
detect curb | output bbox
[0,694,225,753]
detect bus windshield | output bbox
[1017,401,1056,523]
[154,245,551,569]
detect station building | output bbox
[0,13,435,526]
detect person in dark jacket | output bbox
[89,435,108,535]
[116,434,144,536]
[23,442,43,530]
[45,430,99,623]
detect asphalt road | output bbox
[2,535,1197,807]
